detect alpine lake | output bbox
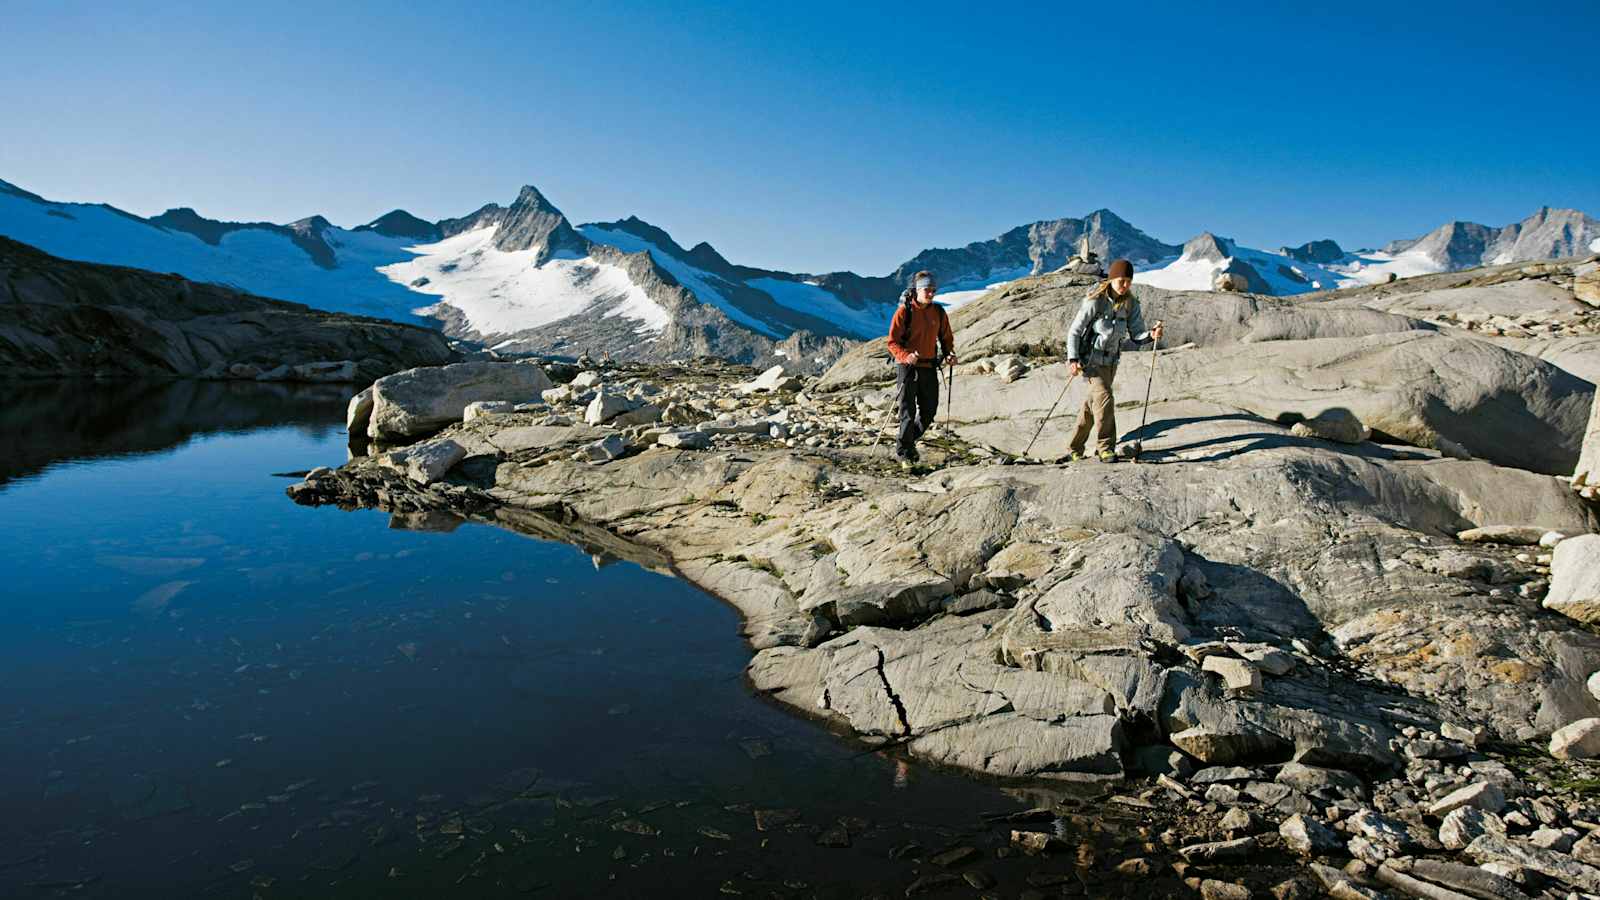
[0,380,1197,899]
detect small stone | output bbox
[1114,857,1153,876]
[1276,762,1365,800]
[658,430,712,451]
[928,846,978,868]
[1219,807,1263,836]
[575,434,627,463]
[1179,836,1258,863]
[1202,655,1263,692]
[1439,722,1489,748]
[1438,806,1504,850]
[904,873,961,896]
[1279,814,1341,858]
[815,824,850,848]
[1199,879,1251,900]
[463,400,514,422]
[1192,766,1257,784]
[1427,782,1505,818]
[1528,827,1574,852]
[1205,783,1242,804]
[1009,830,1064,854]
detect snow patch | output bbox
[747,277,889,337]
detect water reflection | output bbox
[0,378,350,486]
[1,384,1125,899]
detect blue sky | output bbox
[3,0,1596,274]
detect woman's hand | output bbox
[1151,321,1165,343]
[1068,361,1082,377]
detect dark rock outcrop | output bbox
[0,236,456,381]
[356,210,442,242]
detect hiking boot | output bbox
[1067,450,1087,462]
[1096,449,1117,463]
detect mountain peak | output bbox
[357,209,442,242]
[1278,238,1344,265]
[287,215,333,235]
[1182,232,1233,262]
[437,202,505,239]
[491,184,589,263]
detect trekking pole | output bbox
[1021,369,1079,460]
[1127,329,1161,459]
[1139,333,1159,432]
[943,358,954,433]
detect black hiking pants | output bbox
[896,364,940,456]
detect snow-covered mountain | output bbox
[3,175,1596,368]
[1135,207,1600,295]
[0,177,1195,366]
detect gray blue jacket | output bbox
[1066,288,1154,370]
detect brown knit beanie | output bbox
[1109,259,1134,280]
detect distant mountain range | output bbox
[1,176,1595,368]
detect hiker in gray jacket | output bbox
[1065,258,1163,462]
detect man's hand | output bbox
[944,353,958,367]
[905,351,919,365]
[1068,361,1082,377]
[1151,320,1165,343]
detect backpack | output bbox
[893,290,950,363]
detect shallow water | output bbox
[0,381,1083,898]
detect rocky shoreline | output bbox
[290,258,1600,897]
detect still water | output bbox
[0,381,1064,898]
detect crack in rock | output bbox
[872,644,912,736]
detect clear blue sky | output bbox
[4,0,1596,274]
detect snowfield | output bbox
[380,228,669,336]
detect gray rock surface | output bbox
[294,334,1600,793]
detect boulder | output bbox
[585,391,634,426]
[347,387,375,436]
[611,403,663,427]
[658,431,712,451]
[1575,392,1600,500]
[389,439,466,486]
[1290,409,1371,444]
[1458,525,1551,545]
[1544,534,1600,624]
[1169,726,1286,765]
[575,434,627,463]
[1576,263,1600,307]
[1202,655,1263,692]
[1213,271,1249,292]
[738,365,802,394]
[368,361,552,441]
[1550,717,1600,759]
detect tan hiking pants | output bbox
[1069,362,1118,454]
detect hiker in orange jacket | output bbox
[886,270,957,465]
